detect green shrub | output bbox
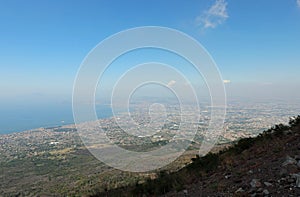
[188,152,219,172]
[232,137,255,154]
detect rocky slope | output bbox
[97,116,300,196]
[166,117,300,196]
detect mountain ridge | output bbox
[95,115,300,196]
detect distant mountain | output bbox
[96,115,300,196]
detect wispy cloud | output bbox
[196,0,229,29]
[167,80,176,88]
[297,0,300,8]
[223,79,231,84]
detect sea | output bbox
[0,104,114,135]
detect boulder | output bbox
[250,179,262,188]
[282,155,297,166]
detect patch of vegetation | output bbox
[132,170,184,195]
[230,137,255,154]
[188,152,220,172]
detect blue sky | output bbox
[1,0,300,106]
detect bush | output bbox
[188,152,219,172]
[289,115,300,128]
[133,171,184,195]
[232,137,255,154]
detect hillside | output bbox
[97,116,300,196]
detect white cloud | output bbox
[223,79,231,84]
[196,0,228,29]
[297,0,300,8]
[167,80,176,88]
